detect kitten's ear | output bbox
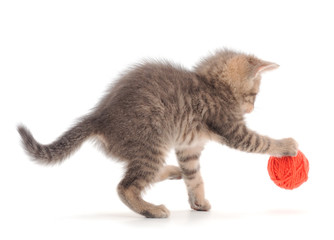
[252,59,279,78]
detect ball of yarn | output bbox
[268,150,309,190]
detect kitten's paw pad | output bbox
[278,138,298,157]
[141,205,170,218]
[190,199,211,211]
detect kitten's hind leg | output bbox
[176,146,211,211]
[156,165,182,182]
[117,159,170,218]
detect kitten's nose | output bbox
[246,105,254,113]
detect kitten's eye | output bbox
[244,92,257,106]
[249,92,257,97]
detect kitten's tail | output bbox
[17,118,94,164]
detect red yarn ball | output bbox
[268,150,309,190]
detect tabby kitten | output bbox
[18,49,298,218]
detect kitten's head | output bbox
[195,49,279,114]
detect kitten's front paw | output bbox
[189,196,211,211]
[276,138,298,157]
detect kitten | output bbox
[18,49,298,218]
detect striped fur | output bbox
[17,118,94,164]
[18,49,298,218]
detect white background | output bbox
[1,0,333,239]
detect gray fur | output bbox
[18,49,298,218]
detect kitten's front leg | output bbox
[176,146,211,211]
[210,122,298,157]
